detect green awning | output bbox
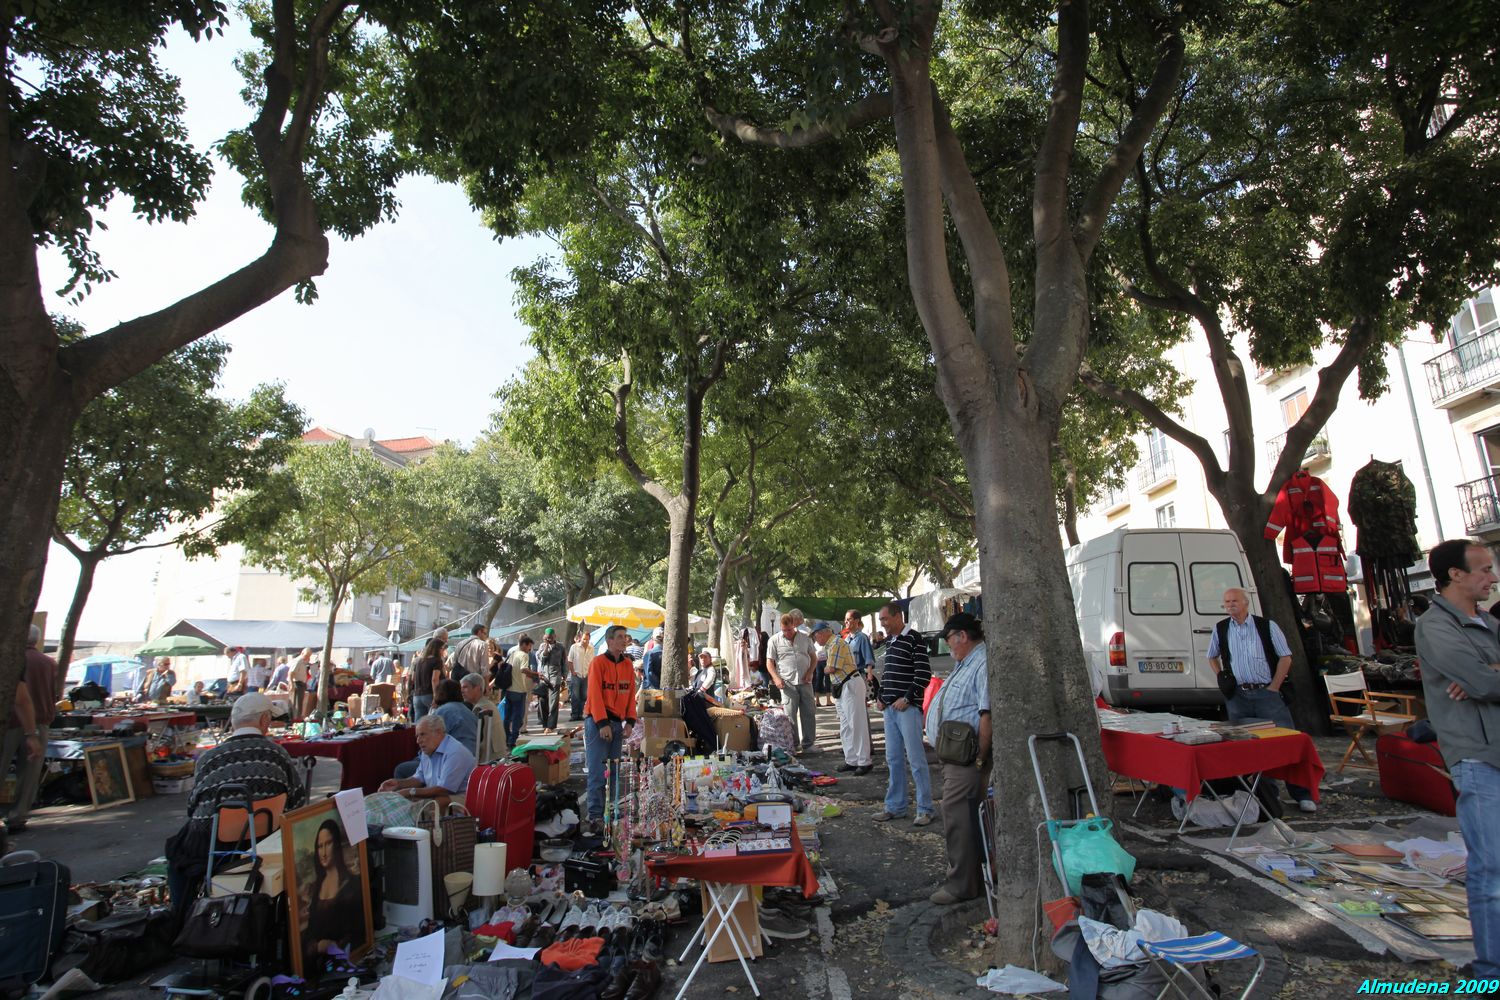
[776,597,888,623]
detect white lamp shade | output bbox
[472,842,507,897]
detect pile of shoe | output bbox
[759,887,817,941]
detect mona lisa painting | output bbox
[283,799,374,979]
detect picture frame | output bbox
[283,798,374,980]
[83,742,135,809]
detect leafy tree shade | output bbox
[1082,0,1500,730]
[216,442,449,716]
[52,333,305,682]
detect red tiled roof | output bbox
[377,436,437,452]
[302,427,348,443]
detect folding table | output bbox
[646,826,819,999]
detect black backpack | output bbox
[491,654,513,691]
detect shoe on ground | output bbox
[929,887,972,905]
[912,813,933,827]
[853,765,872,775]
[835,763,857,772]
[623,960,662,1000]
[873,811,905,822]
[759,909,811,940]
[801,746,819,755]
[4,820,24,833]
[1298,799,1318,813]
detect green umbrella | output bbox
[136,634,221,658]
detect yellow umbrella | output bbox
[566,594,666,629]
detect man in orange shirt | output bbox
[584,624,637,832]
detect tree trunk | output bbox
[1061,455,1081,547]
[317,590,342,719]
[962,401,1108,965]
[56,547,105,684]
[481,564,522,630]
[738,569,759,631]
[707,551,739,655]
[0,371,80,725]
[660,497,695,689]
[1220,501,1328,734]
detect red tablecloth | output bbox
[92,711,198,730]
[279,726,417,794]
[1101,729,1324,802]
[647,826,819,897]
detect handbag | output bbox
[930,682,978,766]
[416,801,478,884]
[173,860,275,959]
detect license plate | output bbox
[1138,659,1185,673]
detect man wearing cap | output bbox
[535,628,567,732]
[641,627,664,691]
[924,612,992,904]
[819,622,871,774]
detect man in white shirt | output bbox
[766,612,818,754]
[567,629,592,721]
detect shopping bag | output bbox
[1049,818,1135,896]
[416,801,478,884]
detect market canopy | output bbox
[566,594,665,629]
[777,597,889,623]
[155,619,390,653]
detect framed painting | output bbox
[283,798,375,979]
[83,742,134,809]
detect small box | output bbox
[564,853,617,897]
[152,777,194,794]
[209,861,284,897]
[711,712,753,751]
[643,717,687,742]
[701,886,762,963]
[527,738,572,785]
[637,689,680,717]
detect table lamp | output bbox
[472,842,507,918]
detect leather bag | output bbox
[173,861,274,959]
[416,801,478,885]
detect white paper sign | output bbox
[393,928,445,986]
[488,941,540,962]
[334,787,369,845]
[388,603,404,634]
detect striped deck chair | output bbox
[1140,932,1265,1000]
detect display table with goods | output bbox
[1098,709,1325,846]
[277,724,418,794]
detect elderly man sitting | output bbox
[165,693,307,923]
[379,714,476,801]
[461,672,508,762]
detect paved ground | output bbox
[14,707,1470,998]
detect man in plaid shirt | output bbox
[816,621,872,774]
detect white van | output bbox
[1067,527,1258,708]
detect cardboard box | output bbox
[209,861,284,898]
[711,712,753,751]
[152,776,194,794]
[527,738,572,785]
[642,717,687,742]
[701,885,762,963]
[637,689,681,717]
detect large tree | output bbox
[52,336,304,679]
[1,0,395,720]
[1081,0,1500,728]
[669,0,1196,959]
[217,441,448,716]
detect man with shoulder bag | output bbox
[923,612,992,905]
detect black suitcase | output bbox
[0,850,69,995]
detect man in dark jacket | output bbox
[1414,540,1500,978]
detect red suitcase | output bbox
[1376,733,1456,816]
[466,762,538,867]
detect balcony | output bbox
[1264,429,1332,470]
[1425,327,1500,407]
[1135,453,1176,494]
[1459,475,1500,536]
[1100,487,1130,515]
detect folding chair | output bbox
[978,787,997,920]
[1140,932,1265,1000]
[1324,670,1418,772]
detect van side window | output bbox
[1190,562,1244,616]
[1128,562,1182,615]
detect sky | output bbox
[36,14,547,642]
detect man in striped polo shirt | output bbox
[874,602,934,826]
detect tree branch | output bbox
[612,352,674,507]
[702,92,893,149]
[1032,0,1090,254]
[1080,367,1225,490]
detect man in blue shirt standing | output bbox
[1207,587,1316,813]
[924,612,991,904]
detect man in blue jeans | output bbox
[1207,587,1317,812]
[1415,539,1500,978]
[873,602,934,826]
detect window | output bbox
[439,603,454,624]
[1146,427,1170,464]
[294,589,317,617]
[1128,562,1182,615]
[1155,503,1177,528]
[369,594,383,619]
[1451,288,1499,347]
[1280,388,1310,428]
[1190,562,1244,616]
[416,600,432,627]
